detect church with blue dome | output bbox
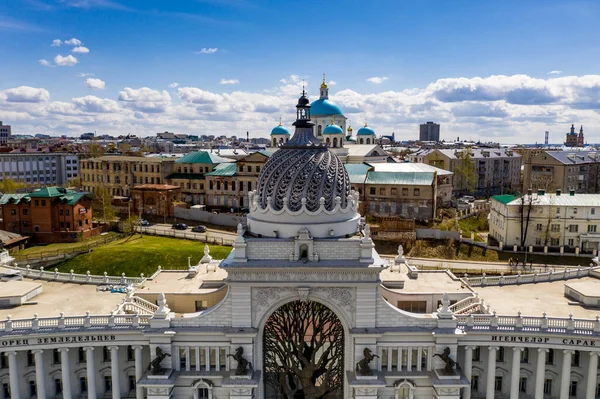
[269,75,379,149]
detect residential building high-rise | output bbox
[419,121,440,142]
[0,122,11,146]
[0,152,79,187]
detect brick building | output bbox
[0,187,98,243]
[131,184,181,220]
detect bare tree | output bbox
[519,192,534,249]
[263,301,344,399]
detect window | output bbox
[396,301,427,313]
[536,223,543,231]
[41,200,46,206]
[66,210,70,216]
[232,181,236,191]
[473,347,481,362]
[551,224,560,232]
[592,208,596,215]
[2,383,9,399]
[369,187,376,195]
[544,379,552,394]
[550,237,560,246]
[573,208,578,214]
[391,188,397,195]
[569,380,577,396]
[104,376,112,393]
[216,181,221,190]
[22,209,28,215]
[496,347,504,363]
[256,166,260,173]
[248,182,251,191]
[471,375,479,391]
[546,349,554,365]
[494,376,503,392]
[238,166,243,172]
[128,375,136,392]
[127,346,135,362]
[569,225,578,233]
[78,347,86,363]
[402,188,408,196]
[0,354,7,369]
[10,209,15,215]
[55,378,62,395]
[179,348,187,369]
[53,348,61,364]
[80,376,88,393]
[198,388,210,399]
[60,209,64,215]
[568,238,574,246]
[35,200,39,206]
[27,350,35,367]
[29,381,37,397]
[572,351,580,367]
[414,188,420,196]
[588,225,597,233]
[379,188,385,195]
[519,377,527,392]
[209,181,213,190]
[195,300,208,311]
[103,346,111,362]
[520,348,529,363]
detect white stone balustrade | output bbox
[465,265,600,287]
[456,313,600,335]
[12,264,145,285]
[0,312,150,332]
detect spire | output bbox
[279,117,282,126]
[320,73,328,89]
[580,125,584,134]
[285,91,323,148]
[319,74,329,99]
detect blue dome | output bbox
[271,125,289,135]
[357,125,375,136]
[311,98,343,116]
[323,124,344,134]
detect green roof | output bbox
[175,151,231,164]
[257,150,273,157]
[167,173,205,180]
[1,188,89,206]
[344,164,372,184]
[491,194,518,205]
[0,194,30,205]
[29,187,72,198]
[205,163,237,177]
[365,171,435,185]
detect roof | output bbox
[166,173,205,180]
[344,163,372,184]
[0,230,28,246]
[310,98,343,116]
[3,187,91,206]
[367,162,453,175]
[29,187,72,198]
[323,124,344,134]
[505,193,600,207]
[0,193,30,205]
[175,151,231,164]
[545,150,599,165]
[205,162,237,177]
[133,184,181,191]
[346,144,387,157]
[88,155,175,162]
[491,194,518,205]
[357,125,375,136]
[270,125,290,135]
[433,148,521,160]
[365,171,435,185]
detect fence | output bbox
[138,227,234,246]
[174,207,246,227]
[0,312,150,333]
[6,264,145,286]
[456,313,600,336]
[465,266,599,287]
[14,233,122,263]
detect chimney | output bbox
[556,189,561,196]
[570,190,575,196]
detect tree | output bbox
[530,174,556,192]
[92,186,115,222]
[263,300,344,399]
[519,192,535,248]
[67,176,83,190]
[454,148,476,195]
[87,140,106,159]
[0,179,26,194]
[587,156,600,194]
[120,215,140,236]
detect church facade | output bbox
[1,93,600,399]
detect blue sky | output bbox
[2,0,600,143]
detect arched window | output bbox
[359,138,364,144]
[299,244,309,260]
[272,139,277,147]
[326,138,331,146]
[393,379,415,399]
[192,379,214,399]
[333,137,338,147]
[317,125,322,136]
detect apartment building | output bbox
[166,151,231,205]
[522,150,600,194]
[80,156,175,197]
[0,152,79,186]
[489,190,600,253]
[0,187,98,243]
[417,148,521,196]
[0,121,11,146]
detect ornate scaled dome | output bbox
[247,91,360,239]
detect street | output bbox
[137,223,237,245]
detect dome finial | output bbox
[279,117,282,126]
[302,79,306,96]
[321,73,328,89]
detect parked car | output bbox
[138,219,150,226]
[191,225,207,233]
[461,195,475,203]
[172,223,188,230]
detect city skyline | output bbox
[2,0,600,143]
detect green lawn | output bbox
[16,232,121,258]
[55,235,232,276]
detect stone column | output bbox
[560,350,573,399]
[84,347,97,399]
[109,346,121,399]
[463,346,474,399]
[534,348,547,399]
[487,346,498,399]
[7,351,20,399]
[58,348,72,399]
[32,349,47,399]
[133,346,144,399]
[510,347,522,399]
[586,352,599,399]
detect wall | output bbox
[416,229,460,240]
[174,207,246,227]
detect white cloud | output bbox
[39,59,53,67]
[77,72,94,77]
[51,39,62,47]
[367,76,388,84]
[84,78,105,89]
[168,82,180,88]
[71,46,90,54]
[54,54,78,66]
[328,80,337,86]
[3,86,50,103]
[220,79,239,85]
[72,95,119,113]
[195,47,218,54]
[548,70,562,75]
[64,38,82,46]
[118,87,171,113]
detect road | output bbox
[137,223,236,244]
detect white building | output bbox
[0,123,11,147]
[0,152,79,187]
[490,190,600,253]
[1,95,600,399]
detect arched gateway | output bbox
[263,300,344,399]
